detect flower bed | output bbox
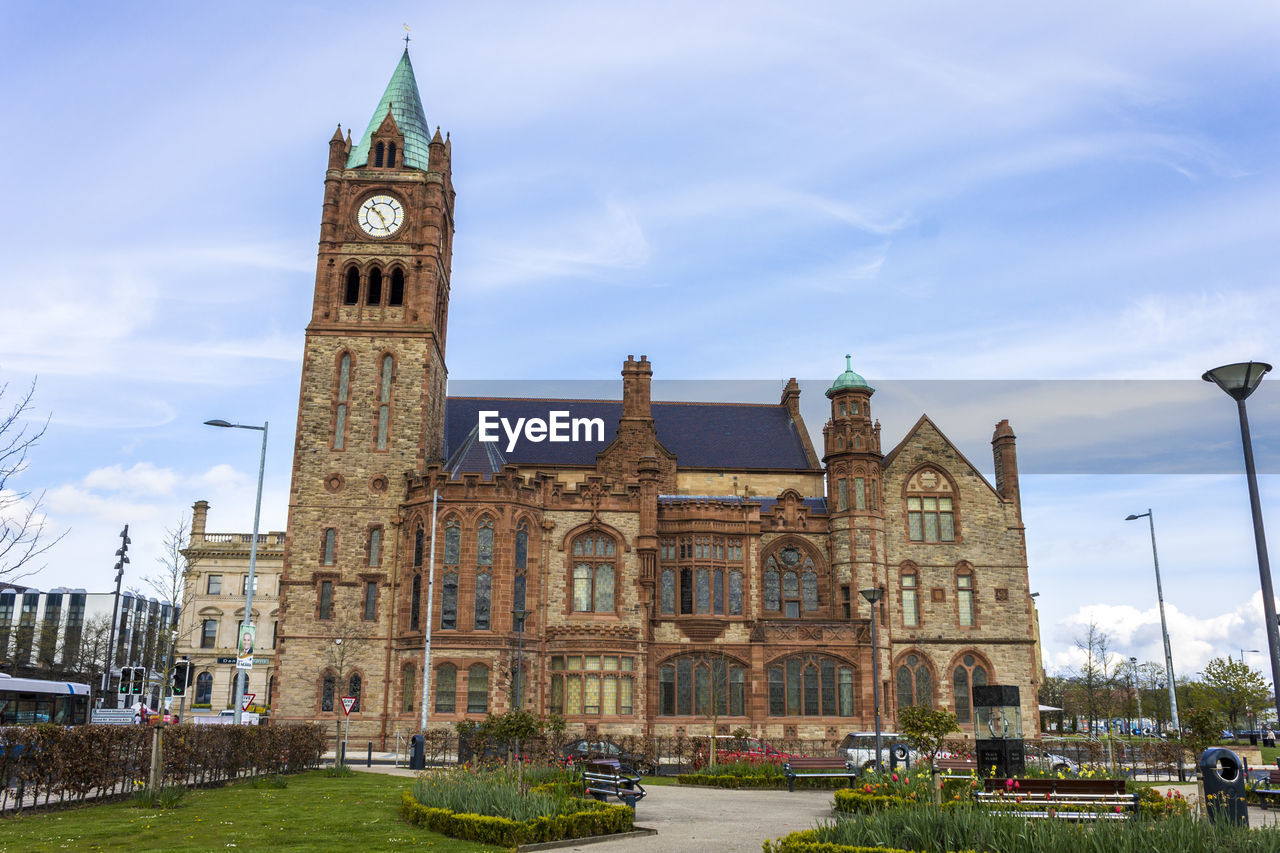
[678,759,853,789]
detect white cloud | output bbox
[82,462,182,497]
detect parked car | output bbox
[560,739,655,775]
[697,735,798,766]
[1025,744,1079,774]
[838,732,916,770]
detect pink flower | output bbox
[892,774,899,782]
[1005,778,1013,788]
[1115,806,1123,813]
[1014,781,1020,790]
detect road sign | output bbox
[241,693,256,710]
[341,696,357,716]
[237,623,256,671]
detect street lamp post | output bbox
[1125,510,1180,734]
[1203,361,1279,727]
[1127,656,1141,737]
[511,609,530,711]
[860,587,884,771]
[101,525,130,708]
[204,419,268,725]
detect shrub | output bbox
[400,790,632,847]
[130,783,186,809]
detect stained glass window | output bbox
[441,572,458,630]
[729,570,743,615]
[322,673,335,712]
[402,667,415,714]
[695,568,710,614]
[348,673,362,712]
[766,655,856,717]
[376,355,393,450]
[515,523,528,569]
[413,527,424,567]
[322,529,336,566]
[764,563,780,611]
[854,478,866,510]
[897,653,933,709]
[466,664,488,714]
[801,569,818,611]
[474,571,491,630]
[409,574,421,631]
[368,527,382,567]
[334,353,350,449]
[661,569,675,615]
[444,520,460,565]
[477,519,494,566]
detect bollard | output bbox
[367,742,372,767]
[340,743,347,765]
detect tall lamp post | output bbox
[204,419,268,725]
[101,525,130,708]
[1203,361,1279,727]
[860,587,884,771]
[1125,509,1180,734]
[1127,656,1140,737]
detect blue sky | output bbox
[0,1,1277,677]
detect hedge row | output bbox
[0,723,326,812]
[399,791,633,847]
[762,830,943,853]
[833,787,1189,820]
[677,773,853,789]
[833,790,922,812]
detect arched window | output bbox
[376,354,394,450]
[401,666,415,714]
[347,673,362,712]
[905,467,956,542]
[413,526,424,567]
[434,664,456,713]
[657,654,747,717]
[343,267,359,304]
[321,672,336,712]
[571,533,616,613]
[441,520,459,630]
[513,522,529,615]
[466,664,488,714]
[952,653,989,725]
[550,654,636,716]
[957,568,975,627]
[322,529,336,566]
[389,268,405,305]
[766,654,855,717]
[837,477,848,510]
[368,526,382,567]
[333,353,351,449]
[387,142,397,168]
[195,671,213,705]
[374,141,385,167]
[409,574,421,631]
[900,566,919,627]
[763,546,818,617]
[895,653,934,710]
[367,266,382,305]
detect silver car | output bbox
[838,732,915,770]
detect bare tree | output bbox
[0,379,64,583]
[144,516,200,713]
[1075,621,1120,735]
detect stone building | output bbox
[174,501,284,713]
[271,49,1041,747]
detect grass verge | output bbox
[0,769,503,853]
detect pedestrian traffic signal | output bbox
[118,667,132,694]
[172,660,192,696]
[131,667,144,694]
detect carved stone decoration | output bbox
[678,619,727,642]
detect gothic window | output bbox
[957,569,975,627]
[368,526,383,567]
[901,567,919,627]
[837,478,848,511]
[513,521,529,615]
[321,671,336,712]
[679,568,693,614]
[466,664,489,714]
[413,526,424,567]
[763,546,818,617]
[474,570,492,630]
[363,581,377,621]
[322,528,336,565]
[441,572,458,630]
[318,580,333,620]
[444,520,460,565]
[661,569,675,614]
[477,518,494,566]
[952,653,989,725]
[374,141,385,167]
[801,566,818,612]
[657,655,745,717]
[854,477,867,510]
[728,570,743,615]
[347,673,362,712]
[387,142,397,168]
[367,266,382,305]
[571,533,616,613]
[550,655,635,716]
[333,353,351,449]
[765,654,855,717]
[389,267,405,305]
[376,354,393,450]
[764,562,780,611]
[434,664,456,713]
[905,467,956,542]
[195,671,213,705]
[409,574,421,631]
[895,653,934,710]
[343,267,359,304]
[401,665,415,714]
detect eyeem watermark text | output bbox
[478,410,606,452]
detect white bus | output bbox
[0,673,92,726]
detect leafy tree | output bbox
[1198,657,1271,732]
[0,379,63,583]
[898,705,959,805]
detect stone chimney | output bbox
[621,355,652,419]
[191,500,209,541]
[991,420,1020,513]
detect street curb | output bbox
[517,827,659,851]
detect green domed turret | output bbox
[826,355,873,397]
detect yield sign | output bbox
[341,696,357,716]
[241,693,256,711]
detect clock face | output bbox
[357,194,405,238]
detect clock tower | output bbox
[274,49,453,739]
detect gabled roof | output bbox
[442,397,817,471]
[881,414,1002,499]
[347,50,432,171]
[442,423,508,479]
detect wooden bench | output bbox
[936,757,977,776]
[582,759,646,812]
[975,778,1135,820]
[782,757,857,793]
[1249,768,1280,808]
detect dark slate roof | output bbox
[443,397,815,471]
[443,424,508,479]
[658,495,830,514]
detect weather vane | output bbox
[403,23,411,50]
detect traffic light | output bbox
[131,667,144,694]
[172,660,192,696]
[118,667,132,694]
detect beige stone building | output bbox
[175,501,284,713]
[270,48,1043,747]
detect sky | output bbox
[0,1,1277,681]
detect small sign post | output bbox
[241,693,256,711]
[340,696,357,766]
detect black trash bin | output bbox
[1251,732,1259,746]
[1199,747,1248,826]
[409,734,426,770]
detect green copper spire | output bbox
[347,50,432,170]
[826,354,874,397]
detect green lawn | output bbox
[0,769,504,853]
